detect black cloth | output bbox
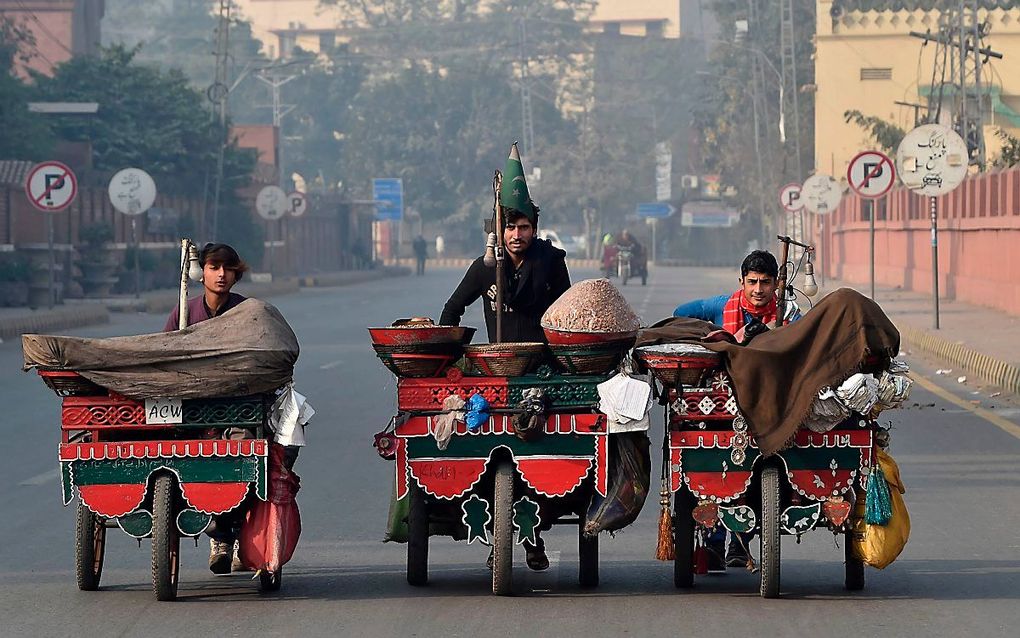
[439,238,570,342]
[412,237,427,259]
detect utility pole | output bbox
[747,0,769,248]
[209,0,231,241]
[255,72,298,190]
[779,0,805,244]
[518,17,536,177]
[910,1,1002,167]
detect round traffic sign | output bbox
[288,191,308,217]
[847,150,895,199]
[895,124,968,196]
[256,185,288,221]
[801,174,842,215]
[25,161,77,212]
[779,183,803,213]
[108,168,157,216]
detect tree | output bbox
[0,15,54,159]
[844,109,906,155]
[33,45,262,260]
[992,128,1020,169]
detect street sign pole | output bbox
[47,214,55,308]
[930,195,939,329]
[870,201,875,300]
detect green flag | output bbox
[500,142,538,223]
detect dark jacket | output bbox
[439,238,570,342]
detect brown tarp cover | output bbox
[636,288,900,455]
[22,299,299,399]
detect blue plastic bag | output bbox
[465,393,490,431]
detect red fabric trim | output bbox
[721,289,777,336]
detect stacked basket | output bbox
[369,320,476,378]
[540,279,640,375]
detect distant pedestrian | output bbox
[435,235,445,257]
[413,234,428,275]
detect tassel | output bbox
[655,488,675,561]
[865,465,893,526]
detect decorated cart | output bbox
[37,370,276,600]
[635,271,908,598]
[370,312,645,596]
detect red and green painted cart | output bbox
[637,346,878,598]
[381,367,612,596]
[39,370,274,600]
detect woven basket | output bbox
[463,342,546,377]
[634,344,722,387]
[549,339,633,375]
[376,352,458,378]
[38,371,105,397]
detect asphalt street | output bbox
[1,265,1018,637]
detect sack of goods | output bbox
[541,278,640,334]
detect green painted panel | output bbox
[181,397,265,427]
[681,447,760,473]
[779,446,861,471]
[71,457,259,486]
[407,434,596,459]
[507,375,608,408]
[177,509,212,536]
[118,510,153,538]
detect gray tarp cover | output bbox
[22,299,299,399]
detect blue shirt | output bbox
[673,293,802,328]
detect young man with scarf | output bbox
[439,145,570,571]
[671,249,801,569]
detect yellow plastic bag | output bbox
[851,448,910,569]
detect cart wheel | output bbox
[258,567,282,593]
[151,475,180,601]
[844,530,865,591]
[407,481,429,587]
[578,520,599,588]
[492,461,514,596]
[759,466,781,599]
[75,501,105,591]
[673,488,696,589]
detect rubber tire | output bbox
[407,482,429,587]
[759,466,781,599]
[151,475,180,601]
[258,567,282,592]
[673,489,696,589]
[578,520,599,588]
[492,462,514,596]
[75,501,105,591]
[844,530,865,591]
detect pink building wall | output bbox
[822,166,1020,316]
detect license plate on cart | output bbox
[145,398,183,424]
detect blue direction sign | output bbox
[636,202,676,218]
[373,178,403,221]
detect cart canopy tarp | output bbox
[636,288,899,455]
[22,299,299,399]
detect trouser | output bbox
[416,257,426,275]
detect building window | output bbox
[319,33,335,52]
[860,68,892,81]
[603,22,621,35]
[646,21,664,38]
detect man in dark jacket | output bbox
[439,144,570,571]
[440,145,570,343]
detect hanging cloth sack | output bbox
[851,448,910,569]
[239,443,302,575]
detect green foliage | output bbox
[992,128,1020,169]
[0,253,31,283]
[843,110,906,155]
[0,16,55,160]
[79,222,114,247]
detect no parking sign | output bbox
[847,151,895,199]
[25,161,77,212]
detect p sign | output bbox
[779,183,803,213]
[25,161,78,212]
[288,191,308,217]
[847,150,895,199]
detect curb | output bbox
[0,305,110,341]
[386,258,602,269]
[898,323,1020,396]
[298,266,410,288]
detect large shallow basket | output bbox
[373,341,464,378]
[543,326,637,346]
[368,324,475,346]
[634,343,723,387]
[549,338,635,375]
[37,370,105,397]
[463,343,546,377]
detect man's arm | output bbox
[673,294,730,324]
[163,305,181,332]
[439,260,484,326]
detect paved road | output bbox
[1,266,1018,637]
